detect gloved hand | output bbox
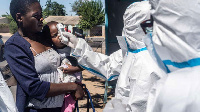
[59,32,79,48]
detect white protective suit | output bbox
[148,0,200,111]
[0,72,18,112]
[70,1,166,112]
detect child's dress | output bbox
[57,58,82,112]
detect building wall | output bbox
[82,25,105,38]
[90,26,103,37]
[0,27,9,33]
[0,17,9,24]
[102,26,105,38]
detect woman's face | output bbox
[49,23,66,49]
[21,2,43,34]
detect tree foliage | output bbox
[0,24,9,28]
[43,1,66,18]
[9,20,18,34]
[72,0,105,30]
[71,0,84,16]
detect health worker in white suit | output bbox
[0,72,18,112]
[148,0,200,112]
[59,1,166,112]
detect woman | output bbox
[5,0,84,112]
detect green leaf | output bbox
[72,0,105,30]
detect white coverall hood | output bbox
[122,1,151,50]
[150,0,200,111]
[150,0,200,72]
[115,1,152,100]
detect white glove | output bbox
[59,32,78,48]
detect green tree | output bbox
[9,20,18,34]
[72,0,105,30]
[71,0,83,16]
[43,1,66,18]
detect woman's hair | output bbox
[42,24,51,39]
[10,0,39,22]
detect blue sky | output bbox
[0,0,105,17]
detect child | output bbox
[42,21,83,112]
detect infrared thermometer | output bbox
[56,23,68,42]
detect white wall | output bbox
[0,17,9,24]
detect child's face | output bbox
[49,23,66,48]
[21,2,43,34]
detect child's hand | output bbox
[63,64,82,74]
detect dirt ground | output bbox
[78,70,116,112]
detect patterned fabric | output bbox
[28,48,65,109]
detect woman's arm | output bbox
[5,41,84,101]
[46,82,84,100]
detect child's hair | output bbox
[46,21,58,27]
[42,21,59,49]
[10,0,39,22]
[42,21,58,38]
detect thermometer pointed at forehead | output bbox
[56,23,68,43]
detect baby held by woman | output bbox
[43,21,83,112]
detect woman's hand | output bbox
[74,84,85,100]
[62,64,82,74]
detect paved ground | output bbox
[0,33,115,112]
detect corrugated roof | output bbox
[44,16,81,25]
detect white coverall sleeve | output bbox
[0,72,18,112]
[71,38,123,81]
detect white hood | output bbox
[116,1,152,99]
[122,1,151,50]
[150,0,200,72]
[113,1,167,112]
